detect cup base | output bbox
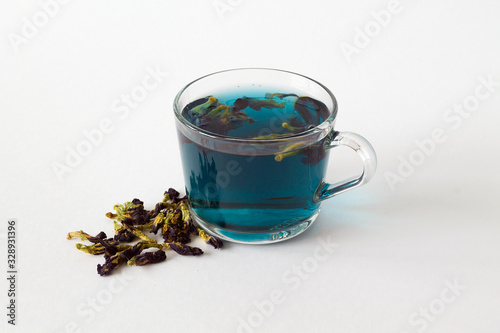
[191,209,320,244]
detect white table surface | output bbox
[1,1,499,332]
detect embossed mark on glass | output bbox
[173,68,377,244]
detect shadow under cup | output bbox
[173,68,375,244]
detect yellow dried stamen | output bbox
[75,243,104,255]
[252,133,291,140]
[189,96,218,116]
[152,212,165,230]
[207,105,229,117]
[281,122,301,132]
[113,221,123,232]
[179,201,190,222]
[67,230,92,241]
[274,142,309,162]
[219,105,232,124]
[197,227,211,243]
[105,212,117,219]
[161,211,175,234]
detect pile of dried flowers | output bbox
[67,188,222,276]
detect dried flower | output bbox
[75,243,131,255]
[231,98,250,112]
[196,227,223,249]
[112,221,136,242]
[75,243,105,255]
[165,242,203,256]
[68,188,223,276]
[151,212,165,234]
[294,96,330,125]
[67,230,107,243]
[97,253,125,276]
[127,250,167,266]
[121,222,157,243]
[189,96,218,117]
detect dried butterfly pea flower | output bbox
[97,241,161,276]
[97,237,127,257]
[97,252,126,276]
[112,221,136,242]
[120,241,161,260]
[75,243,132,255]
[196,227,223,249]
[150,212,165,234]
[127,200,150,225]
[106,201,140,222]
[69,188,223,276]
[165,242,203,256]
[147,202,165,219]
[160,210,176,234]
[75,243,105,255]
[68,230,130,256]
[127,250,166,266]
[188,96,218,117]
[166,187,180,199]
[206,104,229,117]
[294,96,330,126]
[67,230,107,243]
[231,98,250,112]
[164,188,188,205]
[120,222,157,243]
[162,226,191,244]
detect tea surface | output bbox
[181,91,330,138]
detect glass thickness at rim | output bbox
[173,68,338,144]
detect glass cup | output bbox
[173,68,376,244]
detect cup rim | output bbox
[173,67,338,143]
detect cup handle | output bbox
[314,130,377,202]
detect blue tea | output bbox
[177,91,331,241]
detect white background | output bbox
[1,0,500,332]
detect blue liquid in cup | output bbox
[178,91,330,239]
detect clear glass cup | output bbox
[174,68,377,244]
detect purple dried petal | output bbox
[146,203,164,220]
[150,221,164,235]
[131,198,143,206]
[167,188,179,199]
[133,250,167,266]
[166,188,185,203]
[97,254,124,276]
[120,242,146,261]
[231,98,249,112]
[162,227,191,244]
[114,229,136,242]
[207,236,224,249]
[97,238,121,257]
[87,231,107,243]
[169,243,203,256]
